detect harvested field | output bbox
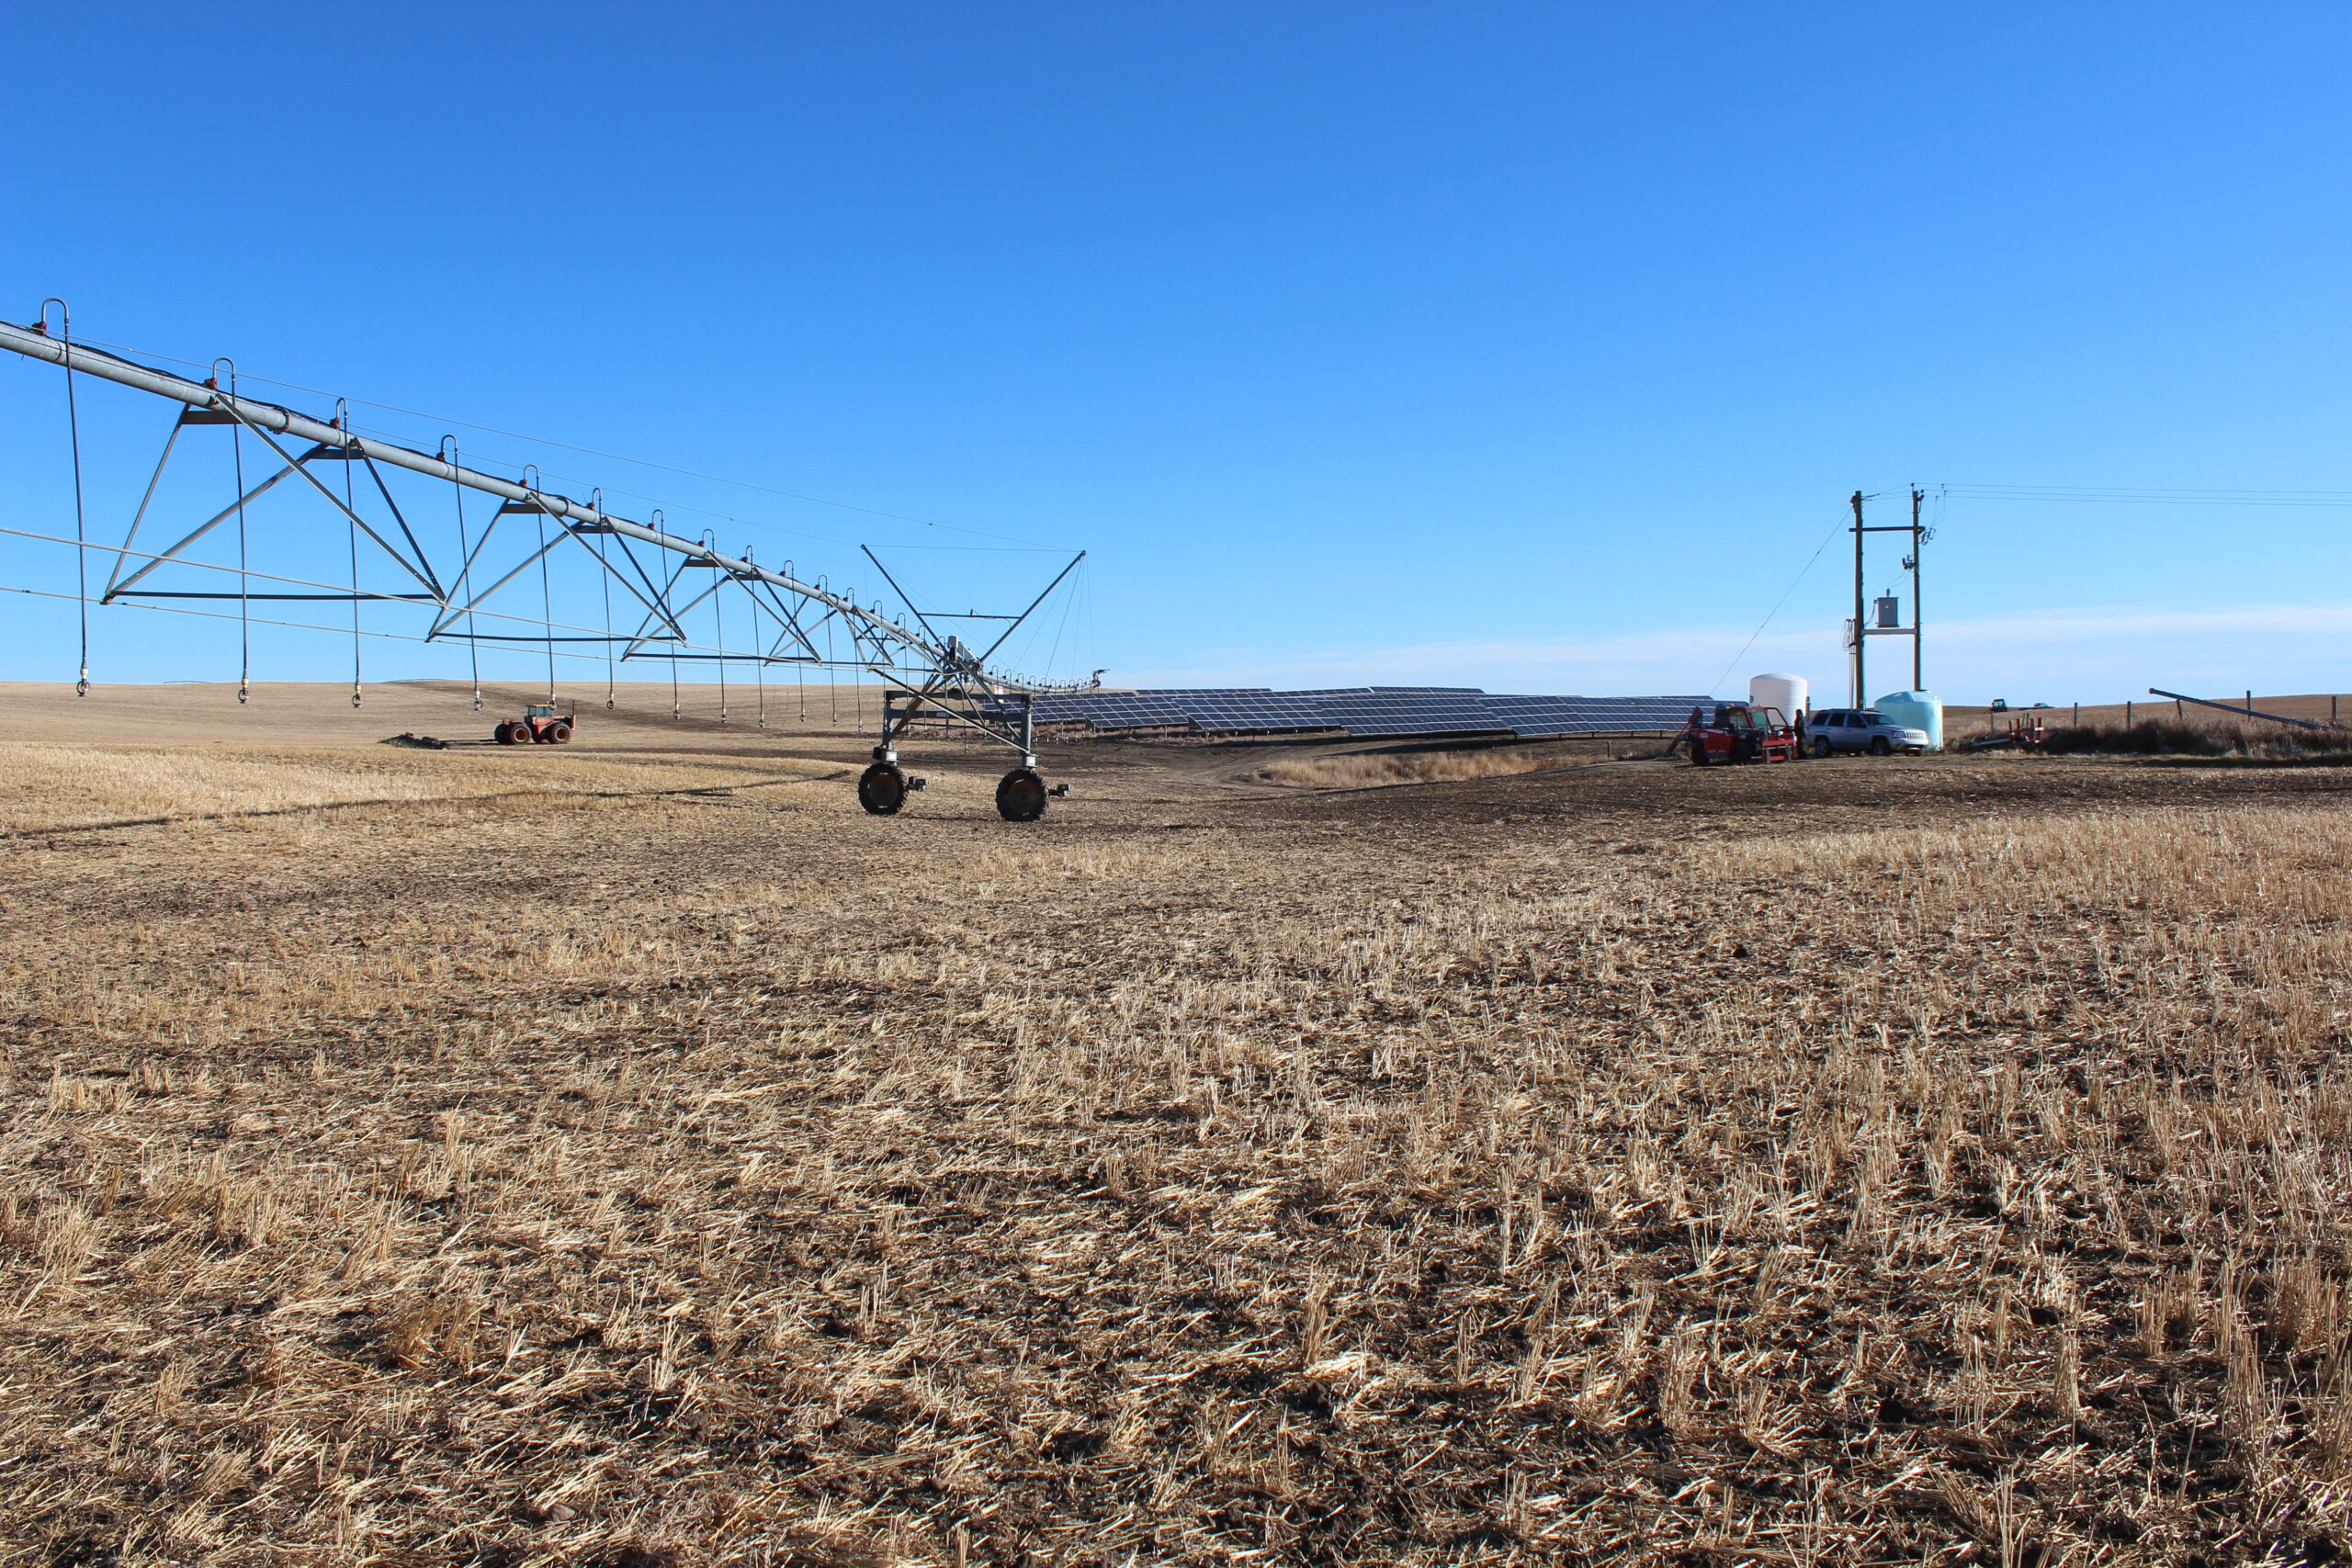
[2,682,2349,1566]
[1250,738,1645,791]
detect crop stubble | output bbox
[1,733,2348,1565]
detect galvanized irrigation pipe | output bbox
[0,321,996,685]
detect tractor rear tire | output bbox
[858,761,910,816]
[996,767,1048,822]
[548,722,571,744]
[495,723,519,745]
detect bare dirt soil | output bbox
[2,682,2347,1566]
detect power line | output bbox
[1944,482,2352,507]
[1704,513,1846,697]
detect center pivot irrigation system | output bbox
[0,307,1094,821]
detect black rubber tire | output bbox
[548,722,571,744]
[1869,737,1892,756]
[1813,736,1833,759]
[858,761,909,816]
[995,767,1048,822]
[495,723,520,745]
[1689,739,1709,768]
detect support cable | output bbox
[530,471,556,704]
[747,547,766,728]
[40,300,90,695]
[593,490,616,710]
[540,511,557,701]
[217,358,250,704]
[0,581,660,667]
[656,509,679,719]
[443,437,482,711]
[707,533,729,724]
[1704,513,1845,699]
[339,400,362,707]
[823,581,838,726]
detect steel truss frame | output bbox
[0,316,1092,819]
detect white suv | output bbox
[1804,708,1929,757]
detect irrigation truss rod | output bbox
[0,320,1088,694]
[0,580,704,671]
[0,522,826,659]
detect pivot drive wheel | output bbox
[859,761,910,816]
[995,767,1048,822]
[1813,736,1833,759]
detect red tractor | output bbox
[1685,702,1798,766]
[495,703,574,745]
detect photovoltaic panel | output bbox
[1024,685,1711,739]
[1491,694,1709,738]
[1332,706,1513,737]
[1033,687,1268,730]
[1186,699,1342,735]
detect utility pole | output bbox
[1909,487,1925,691]
[1850,491,1866,706]
[1850,488,1928,705]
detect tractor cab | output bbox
[1714,704,1764,731]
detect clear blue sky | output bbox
[4,2,2349,705]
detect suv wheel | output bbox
[1812,736,1832,759]
[1868,737,1892,756]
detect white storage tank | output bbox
[1748,672,1807,726]
[1872,690,1944,750]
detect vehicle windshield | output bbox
[1858,711,1888,726]
[1715,707,1760,730]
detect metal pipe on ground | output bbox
[2148,687,2336,731]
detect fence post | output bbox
[2126,700,2132,728]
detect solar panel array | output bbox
[1023,686,1710,740]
